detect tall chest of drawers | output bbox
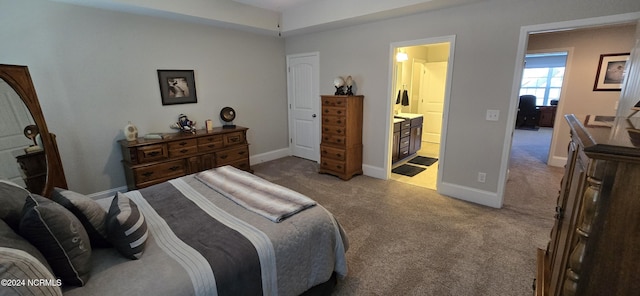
[119,126,250,190]
[319,95,363,180]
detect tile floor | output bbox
[389,142,440,190]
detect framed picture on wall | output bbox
[158,69,198,105]
[593,53,630,91]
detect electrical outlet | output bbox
[477,172,486,183]
[486,109,499,121]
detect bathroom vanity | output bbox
[393,113,423,163]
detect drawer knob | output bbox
[336,154,342,158]
[220,154,228,159]
[337,110,342,114]
[336,129,342,133]
[142,172,153,177]
[337,120,342,124]
[336,165,342,169]
[148,151,160,157]
[180,149,189,154]
[238,151,246,155]
[179,141,188,146]
[169,166,180,171]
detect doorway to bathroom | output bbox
[387,37,455,191]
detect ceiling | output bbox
[50,0,485,37]
[231,0,314,12]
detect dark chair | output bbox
[516,95,538,128]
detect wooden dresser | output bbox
[319,95,363,180]
[119,126,250,190]
[534,114,640,296]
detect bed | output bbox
[0,166,348,296]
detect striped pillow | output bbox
[106,192,148,259]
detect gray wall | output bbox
[1,0,288,194]
[285,0,640,198]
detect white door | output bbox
[287,52,320,162]
[419,62,447,143]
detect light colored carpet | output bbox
[251,128,564,296]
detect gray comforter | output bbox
[63,173,348,296]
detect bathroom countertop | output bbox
[395,112,423,119]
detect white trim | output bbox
[548,156,567,168]
[500,11,640,208]
[250,148,290,165]
[438,181,501,208]
[385,35,456,195]
[363,164,386,179]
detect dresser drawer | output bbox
[322,96,347,107]
[401,121,411,130]
[322,115,346,126]
[398,146,410,159]
[198,135,224,152]
[136,144,168,163]
[323,106,347,116]
[216,146,249,164]
[134,160,185,184]
[322,125,346,136]
[322,133,346,146]
[321,145,346,161]
[223,131,245,147]
[320,158,346,174]
[168,139,198,157]
[393,121,402,133]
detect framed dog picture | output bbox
[158,70,198,105]
[593,53,629,91]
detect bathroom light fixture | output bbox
[396,50,408,62]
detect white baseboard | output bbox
[250,148,291,165]
[363,164,386,179]
[438,182,501,208]
[548,156,567,168]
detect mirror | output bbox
[0,64,67,197]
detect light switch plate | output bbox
[486,109,499,121]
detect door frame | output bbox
[500,12,640,206]
[385,35,456,193]
[286,51,320,162]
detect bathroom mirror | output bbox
[0,64,67,196]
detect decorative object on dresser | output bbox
[157,69,197,105]
[170,113,197,133]
[123,121,138,141]
[119,126,250,190]
[333,77,345,95]
[220,106,237,129]
[534,114,640,296]
[319,95,363,180]
[345,75,354,96]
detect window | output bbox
[520,52,567,106]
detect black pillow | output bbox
[51,187,110,248]
[106,192,148,260]
[20,194,92,286]
[0,180,31,231]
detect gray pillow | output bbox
[106,192,148,260]
[20,194,92,287]
[0,180,30,231]
[0,219,52,273]
[51,187,110,248]
[0,247,63,296]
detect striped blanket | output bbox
[195,166,317,222]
